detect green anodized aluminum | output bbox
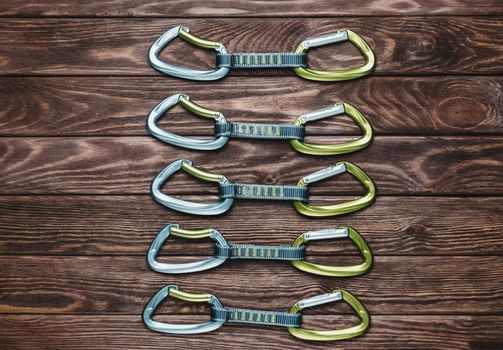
[287,289,370,341]
[294,29,376,81]
[294,161,376,217]
[290,226,372,276]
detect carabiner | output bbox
[294,30,375,81]
[148,94,372,155]
[149,26,375,82]
[294,162,376,217]
[142,284,224,334]
[148,224,372,277]
[144,284,370,341]
[151,159,375,217]
[287,289,370,341]
[290,227,372,276]
[148,26,230,81]
[150,159,233,216]
[147,93,229,150]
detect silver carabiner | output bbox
[143,284,225,334]
[148,26,230,81]
[147,94,229,150]
[150,159,234,216]
[147,224,228,274]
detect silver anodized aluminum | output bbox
[148,26,230,81]
[150,159,234,216]
[147,94,229,150]
[142,284,225,334]
[147,224,228,274]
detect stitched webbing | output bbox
[219,183,308,201]
[215,244,305,261]
[212,307,302,327]
[215,122,305,140]
[216,52,307,68]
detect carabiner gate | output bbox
[294,161,376,217]
[148,26,230,81]
[294,29,376,81]
[150,159,233,216]
[288,289,370,341]
[142,284,225,334]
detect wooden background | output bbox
[1,1,502,349]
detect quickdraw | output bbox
[151,159,376,217]
[149,26,375,81]
[148,224,372,277]
[148,93,372,155]
[143,284,369,341]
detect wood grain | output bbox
[0,136,501,195]
[1,196,502,256]
[1,76,501,136]
[1,315,502,350]
[0,17,501,75]
[1,255,502,314]
[1,0,502,17]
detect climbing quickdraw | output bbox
[148,94,372,155]
[148,224,372,277]
[149,26,375,81]
[151,159,376,217]
[143,284,369,341]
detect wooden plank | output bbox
[0,17,501,75]
[1,0,502,17]
[1,195,502,256]
[1,315,502,350]
[0,136,501,195]
[1,256,502,314]
[1,76,501,136]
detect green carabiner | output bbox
[294,29,376,81]
[288,289,370,341]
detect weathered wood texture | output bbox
[1,196,502,256]
[1,76,502,136]
[1,315,503,350]
[0,315,501,350]
[1,1,502,348]
[2,256,502,314]
[0,17,502,75]
[1,0,502,17]
[1,136,501,195]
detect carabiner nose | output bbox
[147,224,228,274]
[143,284,225,334]
[291,227,372,276]
[294,29,375,81]
[148,26,230,80]
[147,93,229,150]
[151,159,234,216]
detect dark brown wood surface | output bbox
[0,1,502,349]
